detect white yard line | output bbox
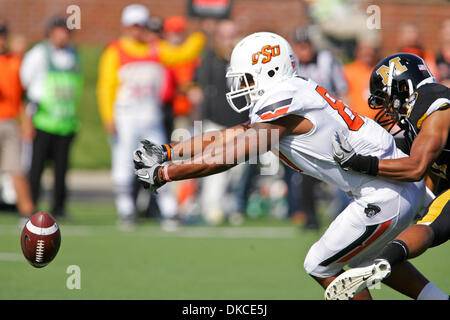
[0,225,299,239]
[0,252,24,262]
[153,227,298,238]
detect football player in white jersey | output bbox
[133,32,428,299]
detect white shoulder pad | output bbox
[250,77,324,123]
[426,98,450,116]
[250,90,296,123]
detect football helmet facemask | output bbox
[226,32,298,113]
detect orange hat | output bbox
[164,16,187,32]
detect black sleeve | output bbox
[394,135,411,155]
[407,83,450,131]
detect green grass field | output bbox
[1,202,449,300]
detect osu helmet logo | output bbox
[252,45,280,65]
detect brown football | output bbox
[21,211,61,268]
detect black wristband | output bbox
[350,154,379,176]
[152,165,166,188]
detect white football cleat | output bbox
[324,259,391,300]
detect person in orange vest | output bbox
[97,4,177,230]
[0,19,35,223]
[437,19,450,87]
[343,40,381,120]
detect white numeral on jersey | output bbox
[344,107,355,121]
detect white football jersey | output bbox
[249,76,408,199]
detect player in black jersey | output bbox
[327,53,450,300]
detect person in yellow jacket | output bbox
[158,16,206,119]
[143,14,207,222]
[157,16,206,69]
[97,4,178,230]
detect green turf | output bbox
[1,203,449,300]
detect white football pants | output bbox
[304,179,426,278]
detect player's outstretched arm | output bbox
[169,121,252,161]
[136,121,252,167]
[377,108,450,181]
[166,119,291,181]
[135,115,305,192]
[333,108,449,182]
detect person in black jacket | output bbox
[188,20,251,224]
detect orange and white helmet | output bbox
[226,32,298,113]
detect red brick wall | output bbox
[0,0,305,45]
[374,0,450,55]
[0,0,448,54]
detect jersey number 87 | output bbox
[316,85,364,131]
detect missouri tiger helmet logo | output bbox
[375,56,408,85]
[252,45,280,65]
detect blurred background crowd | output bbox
[0,0,449,231]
